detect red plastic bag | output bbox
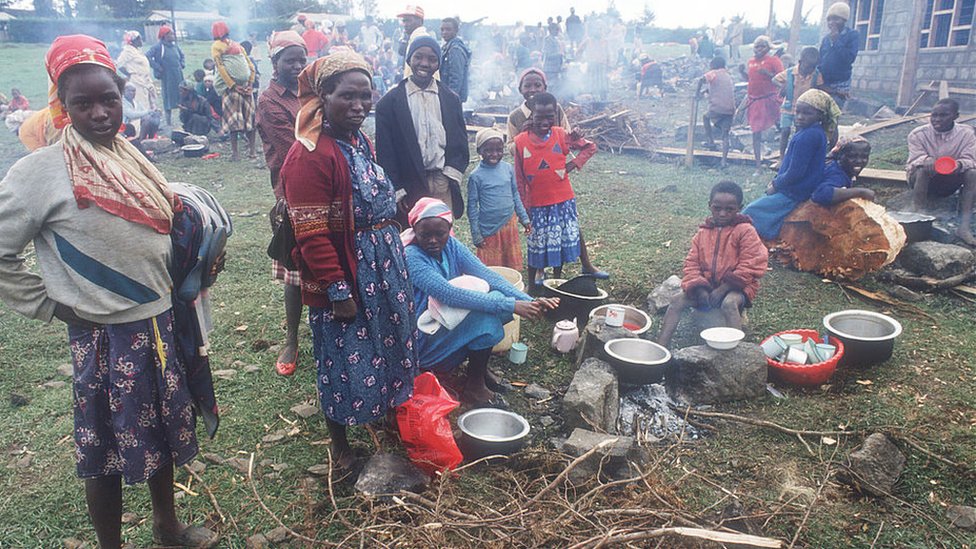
[396,372,463,475]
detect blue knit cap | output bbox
[406,35,441,62]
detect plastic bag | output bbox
[396,372,463,475]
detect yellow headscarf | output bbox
[294,50,373,151]
[796,89,842,148]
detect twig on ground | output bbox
[787,456,834,548]
[568,526,784,549]
[246,452,337,546]
[528,439,617,504]
[869,520,884,549]
[182,463,231,527]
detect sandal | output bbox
[153,525,219,548]
[275,359,297,376]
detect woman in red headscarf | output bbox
[211,20,257,161]
[0,35,216,548]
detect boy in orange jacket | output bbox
[658,181,769,347]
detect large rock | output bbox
[575,317,637,366]
[563,358,619,432]
[354,453,428,497]
[668,343,767,405]
[846,433,905,497]
[561,428,634,482]
[947,505,976,531]
[647,275,683,312]
[898,241,975,279]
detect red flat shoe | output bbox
[275,360,297,376]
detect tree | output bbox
[641,4,655,26]
[33,0,56,17]
[788,0,804,55]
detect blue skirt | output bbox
[417,293,512,372]
[309,224,418,426]
[527,199,581,269]
[69,310,198,484]
[742,192,800,240]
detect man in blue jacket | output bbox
[440,17,471,103]
[818,2,859,108]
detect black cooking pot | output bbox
[181,143,209,158]
[888,211,935,243]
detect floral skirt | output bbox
[476,214,524,271]
[69,310,198,484]
[309,225,418,426]
[527,199,581,269]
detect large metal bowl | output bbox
[603,338,672,385]
[543,278,608,326]
[589,304,653,335]
[823,310,902,367]
[457,408,530,460]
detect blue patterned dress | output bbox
[309,132,418,426]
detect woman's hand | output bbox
[514,300,544,320]
[53,303,97,328]
[521,221,532,234]
[332,298,357,321]
[534,297,559,310]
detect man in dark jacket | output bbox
[440,17,471,103]
[376,35,469,224]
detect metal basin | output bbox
[457,408,530,460]
[823,310,902,367]
[603,338,672,385]
[888,211,935,243]
[543,278,608,326]
[589,304,653,335]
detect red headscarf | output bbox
[212,21,229,40]
[157,25,173,40]
[45,34,116,130]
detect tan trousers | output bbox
[425,170,453,212]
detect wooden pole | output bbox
[686,93,699,168]
[766,0,776,37]
[788,0,804,56]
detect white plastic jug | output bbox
[551,319,580,353]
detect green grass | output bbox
[1,43,975,547]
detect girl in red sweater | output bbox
[514,92,605,287]
[657,181,769,347]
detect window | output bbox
[848,0,885,50]
[920,0,975,48]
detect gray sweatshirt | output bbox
[0,144,173,324]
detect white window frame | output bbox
[919,0,974,49]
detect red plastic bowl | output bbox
[762,329,845,386]
[934,156,957,175]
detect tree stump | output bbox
[575,317,637,367]
[778,198,906,280]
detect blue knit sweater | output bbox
[773,123,827,202]
[466,160,530,245]
[405,237,532,317]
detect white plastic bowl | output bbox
[700,327,745,350]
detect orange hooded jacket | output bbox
[681,214,769,302]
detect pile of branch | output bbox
[574,108,662,154]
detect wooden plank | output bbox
[917,84,976,96]
[654,145,757,162]
[848,114,929,137]
[857,168,906,185]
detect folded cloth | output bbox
[417,275,489,334]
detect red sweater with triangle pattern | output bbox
[513,127,596,208]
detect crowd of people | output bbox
[2,3,976,548]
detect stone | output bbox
[56,363,73,377]
[290,403,319,418]
[62,538,88,549]
[242,364,261,374]
[202,453,225,465]
[245,533,269,548]
[186,460,207,475]
[212,369,237,380]
[14,453,34,468]
[562,358,619,432]
[647,275,683,312]
[265,526,289,543]
[354,453,428,496]
[946,505,976,531]
[9,392,29,407]
[846,433,905,497]
[561,429,635,483]
[539,415,555,427]
[306,464,332,476]
[225,457,251,475]
[887,284,924,302]
[524,383,551,400]
[575,317,637,366]
[898,241,975,280]
[120,512,139,524]
[141,137,174,153]
[261,432,286,444]
[41,380,66,389]
[668,343,767,405]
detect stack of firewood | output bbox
[573,108,661,154]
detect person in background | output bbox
[122,82,160,142]
[513,33,533,73]
[397,5,430,78]
[332,22,351,49]
[696,56,735,168]
[203,57,216,78]
[200,74,222,119]
[280,50,418,470]
[742,89,837,239]
[241,40,261,101]
[712,18,727,53]
[739,35,784,172]
[440,17,471,103]
[638,55,664,99]
[818,2,859,108]
[375,35,469,223]
[359,16,384,54]
[192,68,207,95]
[811,136,875,205]
[578,22,612,102]
[774,46,823,157]
[541,23,565,95]
[403,198,557,404]
[657,181,768,347]
[907,99,976,246]
[17,107,59,151]
[514,92,606,287]
[467,128,531,270]
[7,88,29,111]
[565,7,583,53]
[727,15,744,61]
[178,79,215,136]
[211,21,257,161]
[0,34,217,549]
[116,31,157,115]
[146,25,185,127]
[256,30,308,376]
[506,68,571,152]
[302,19,330,59]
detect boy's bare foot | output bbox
[153,524,218,548]
[955,228,976,247]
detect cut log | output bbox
[777,198,907,281]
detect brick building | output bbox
[845,0,975,106]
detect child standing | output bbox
[468,128,531,270]
[514,92,604,287]
[507,69,572,152]
[742,89,838,240]
[773,46,823,157]
[658,181,769,347]
[696,57,735,168]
